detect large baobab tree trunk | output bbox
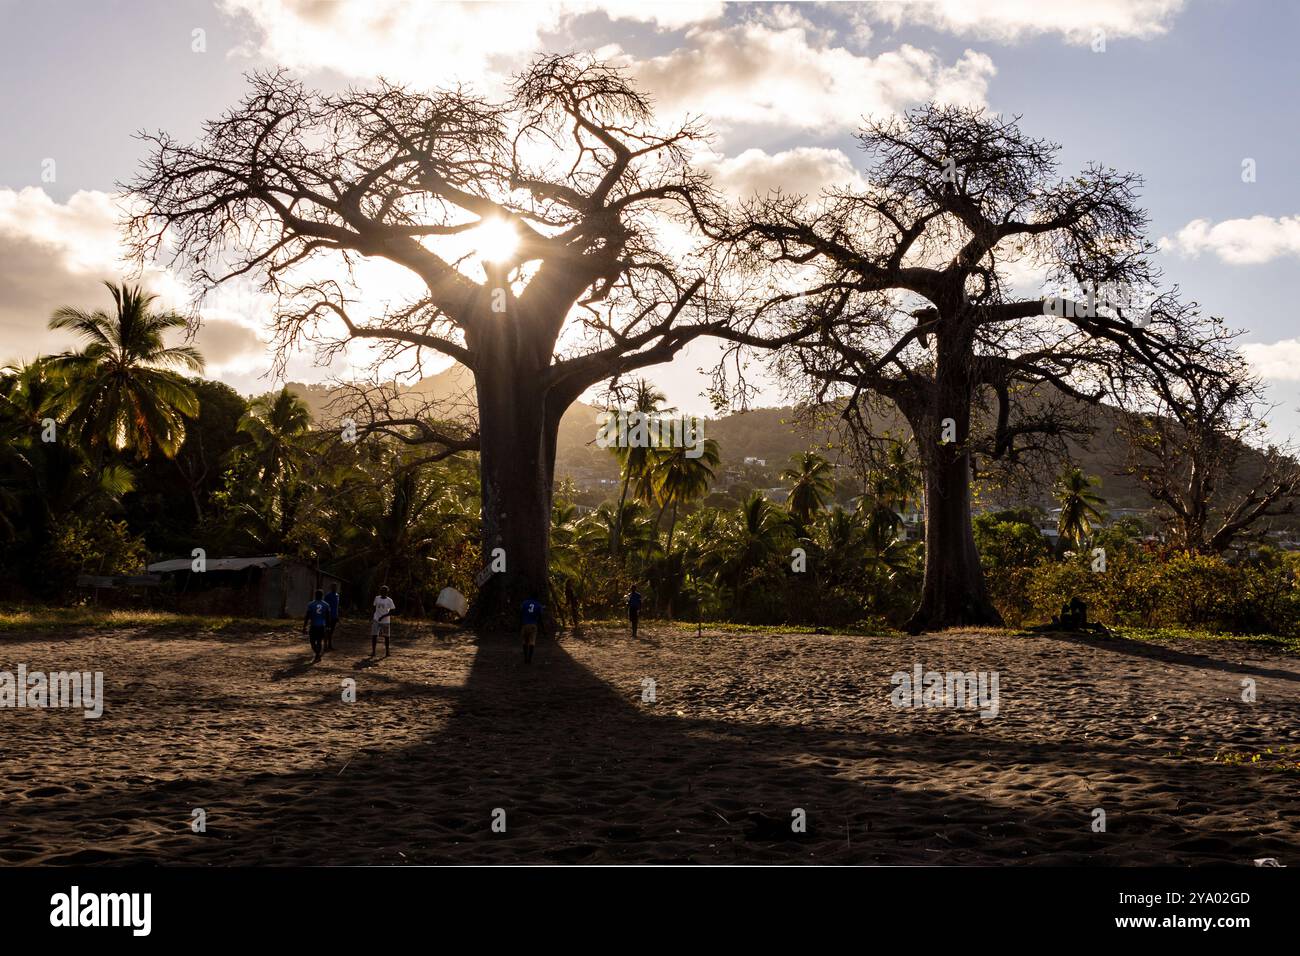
[902,338,1003,633]
[465,283,575,630]
[471,347,561,630]
[910,438,1002,632]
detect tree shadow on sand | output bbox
[1031,630,1300,684]
[9,634,1297,866]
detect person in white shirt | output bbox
[371,585,396,658]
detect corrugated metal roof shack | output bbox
[145,556,345,619]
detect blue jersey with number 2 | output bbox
[307,600,330,628]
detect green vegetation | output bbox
[0,605,287,635]
[1212,746,1300,772]
[1054,467,1107,550]
[9,280,1300,641]
[987,546,1300,639]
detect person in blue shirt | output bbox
[520,596,544,664]
[627,585,642,640]
[323,585,341,650]
[303,589,331,662]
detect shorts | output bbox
[308,624,326,643]
[521,622,538,646]
[371,619,391,637]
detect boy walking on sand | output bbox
[371,585,396,658]
[324,584,341,650]
[627,585,642,640]
[303,589,331,663]
[520,596,544,664]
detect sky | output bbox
[3,0,1300,435]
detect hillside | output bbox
[280,367,1280,521]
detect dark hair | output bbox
[379,585,389,595]
[314,589,324,599]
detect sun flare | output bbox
[469,218,520,263]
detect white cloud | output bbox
[0,188,268,379]
[625,23,994,132]
[701,146,866,200]
[1159,215,1300,265]
[220,2,995,137]
[0,188,158,360]
[1241,339,1300,381]
[868,0,1185,45]
[0,188,130,277]
[592,0,724,30]
[220,0,723,89]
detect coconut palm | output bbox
[853,486,902,540]
[236,386,312,484]
[608,379,671,554]
[212,387,314,551]
[878,439,922,513]
[716,491,791,610]
[651,437,720,550]
[581,500,658,557]
[45,282,203,458]
[0,360,135,534]
[549,500,586,628]
[782,451,835,525]
[1055,467,1107,548]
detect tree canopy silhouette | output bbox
[726,104,1214,631]
[125,55,800,621]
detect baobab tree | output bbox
[728,105,1205,631]
[125,56,795,623]
[1118,315,1300,553]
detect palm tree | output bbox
[878,439,922,513]
[0,360,135,533]
[817,505,868,556]
[717,491,791,611]
[549,500,585,629]
[651,438,720,550]
[609,379,670,555]
[1055,467,1107,549]
[45,282,203,458]
[221,386,313,550]
[782,451,835,526]
[237,386,311,484]
[580,500,657,558]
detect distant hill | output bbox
[277,367,1286,522]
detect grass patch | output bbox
[6,607,1297,650]
[1114,626,1300,653]
[0,605,288,635]
[580,618,907,638]
[1212,746,1300,772]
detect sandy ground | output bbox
[1,621,1297,865]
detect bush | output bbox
[1022,557,1105,621]
[985,564,1038,625]
[989,549,1300,635]
[39,516,150,599]
[974,515,1051,569]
